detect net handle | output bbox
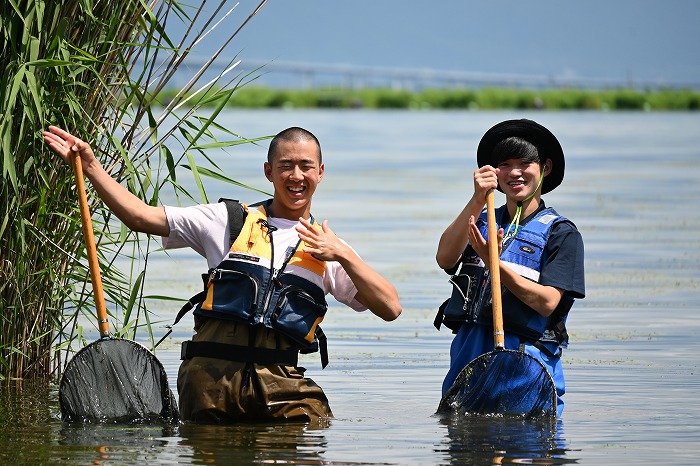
[72,153,110,338]
[486,190,504,349]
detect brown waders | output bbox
[177,317,332,423]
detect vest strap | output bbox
[219,198,247,250]
[181,340,299,367]
[153,290,206,349]
[311,327,328,368]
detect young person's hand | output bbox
[472,165,499,204]
[295,218,349,261]
[43,126,99,171]
[467,215,503,268]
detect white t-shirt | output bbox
[162,203,366,311]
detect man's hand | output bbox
[295,218,348,261]
[467,215,504,268]
[42,125,169,236]
[43,126,99,171]
[473,165,499,204]
[295,217,401,321]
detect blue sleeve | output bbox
[540,221,586,299]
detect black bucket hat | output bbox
[476,119,565,194]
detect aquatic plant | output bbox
[194,85,700,111]
[0,0,269,380]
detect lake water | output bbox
[2,110,699,465]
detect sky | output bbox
[171,0,700,88]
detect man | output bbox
[44,125,402,423]
[434,119,585,416]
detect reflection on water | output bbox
[435,414,574,465]
[175,422,329,464]
[58,423,180,465]
[59,422,331,465]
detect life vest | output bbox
[436,205,573,349]
[194,202,328,353]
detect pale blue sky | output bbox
[173,0,700,87]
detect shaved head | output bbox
[268,127,322,163]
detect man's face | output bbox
[264,139,324,220]
[496,157,550,201]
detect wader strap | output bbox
[181,340,299,367]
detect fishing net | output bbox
[438,349,557,419]
[59,338,179,423]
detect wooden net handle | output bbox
[72,153,110,338]
[486,190,504,349]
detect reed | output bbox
[0,0,269,381]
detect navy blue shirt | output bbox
[539,219,586,300]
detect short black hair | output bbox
[491,136,541,166]
[267,127,322,164]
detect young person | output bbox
[44,125,402,423]
[435,119,585,416]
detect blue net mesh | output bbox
[438,349,557,419]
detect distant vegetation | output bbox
[159,86,700,111]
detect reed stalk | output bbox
[1,0,269,381]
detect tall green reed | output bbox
[0,0,269,381]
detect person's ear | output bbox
[264,162,273,182]
[543,159,552,176]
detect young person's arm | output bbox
[436,165,499,270]
[295,218,401,321]
[43,126,169,236]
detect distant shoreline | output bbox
[159,86,700,111]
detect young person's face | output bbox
[264,139,324,219]
[496,157,550,201]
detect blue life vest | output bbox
[194,203,328,353]
[477,205,572,343]
[436,205,573,348]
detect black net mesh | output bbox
[59,338,179,423]
[438,349,557,419]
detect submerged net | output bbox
[438,349,557,419]
[59,338,179,423]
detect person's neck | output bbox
[266,200,310,221]
[505,196,541,221]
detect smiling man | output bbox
[44,125,401,424]
[434,119,585,417]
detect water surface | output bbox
[2,110,698,465]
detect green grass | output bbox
[161,85,700,111]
